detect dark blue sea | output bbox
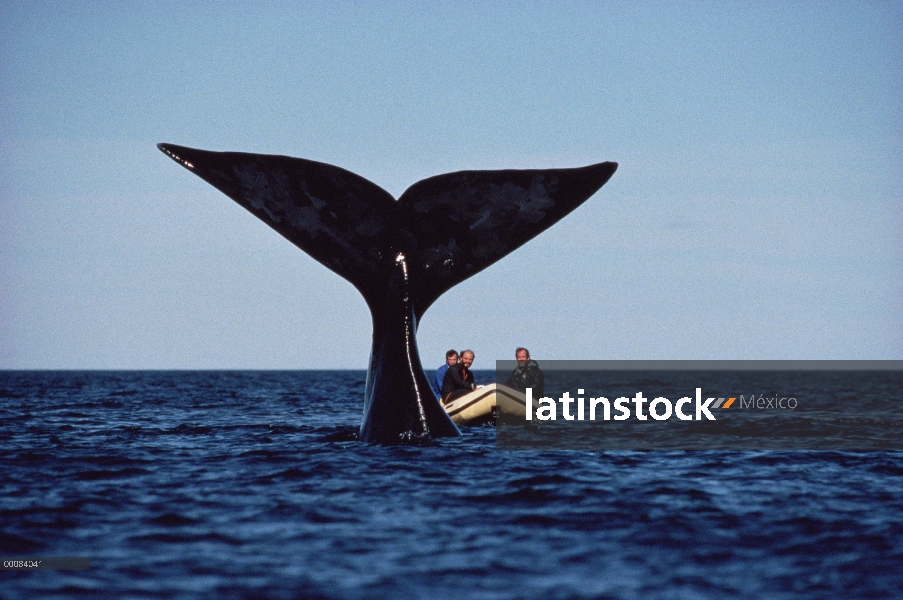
[2,371,902,599]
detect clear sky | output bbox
[2,1,901,369]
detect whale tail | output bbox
[158,143,617,442]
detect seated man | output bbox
[433,349,458,398]
[441,349,476,404]
[505,347,544,398]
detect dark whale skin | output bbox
[158,143,616,444]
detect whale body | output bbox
[158,143,616,443]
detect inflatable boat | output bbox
[442,383,528,426]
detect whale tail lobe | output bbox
[158,143,616,442]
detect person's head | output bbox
[460,350,474,368]
[515,347,530,367]
[445,349,458,367]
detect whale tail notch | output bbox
[158,143,617,442]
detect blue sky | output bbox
[2,1,901,368]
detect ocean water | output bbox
[2,371,902,599]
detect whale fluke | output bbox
[158,143,616,443]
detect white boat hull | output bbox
[443,383,528,426]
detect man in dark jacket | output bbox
[441,349,476,404]
[505,347,544,398]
